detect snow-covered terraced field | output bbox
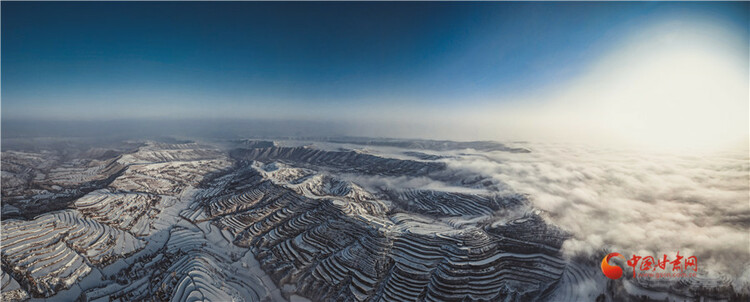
[1,210,144,297]
[111,159,230,195]
[75,189,161,235]
[118,142,225,164]
[230,145,446,177]
[2,139,744,301]
[45,157,124,187]
[190,146,570,301]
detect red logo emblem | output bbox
[601,252,625,279]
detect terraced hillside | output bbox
[1,138,743,301]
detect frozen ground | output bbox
[1,138,747,301]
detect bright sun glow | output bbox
[483,20,748,153]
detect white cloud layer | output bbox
[444,142,750,286]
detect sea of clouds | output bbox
[441,142,750,287]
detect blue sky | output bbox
[2,2,747,122]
